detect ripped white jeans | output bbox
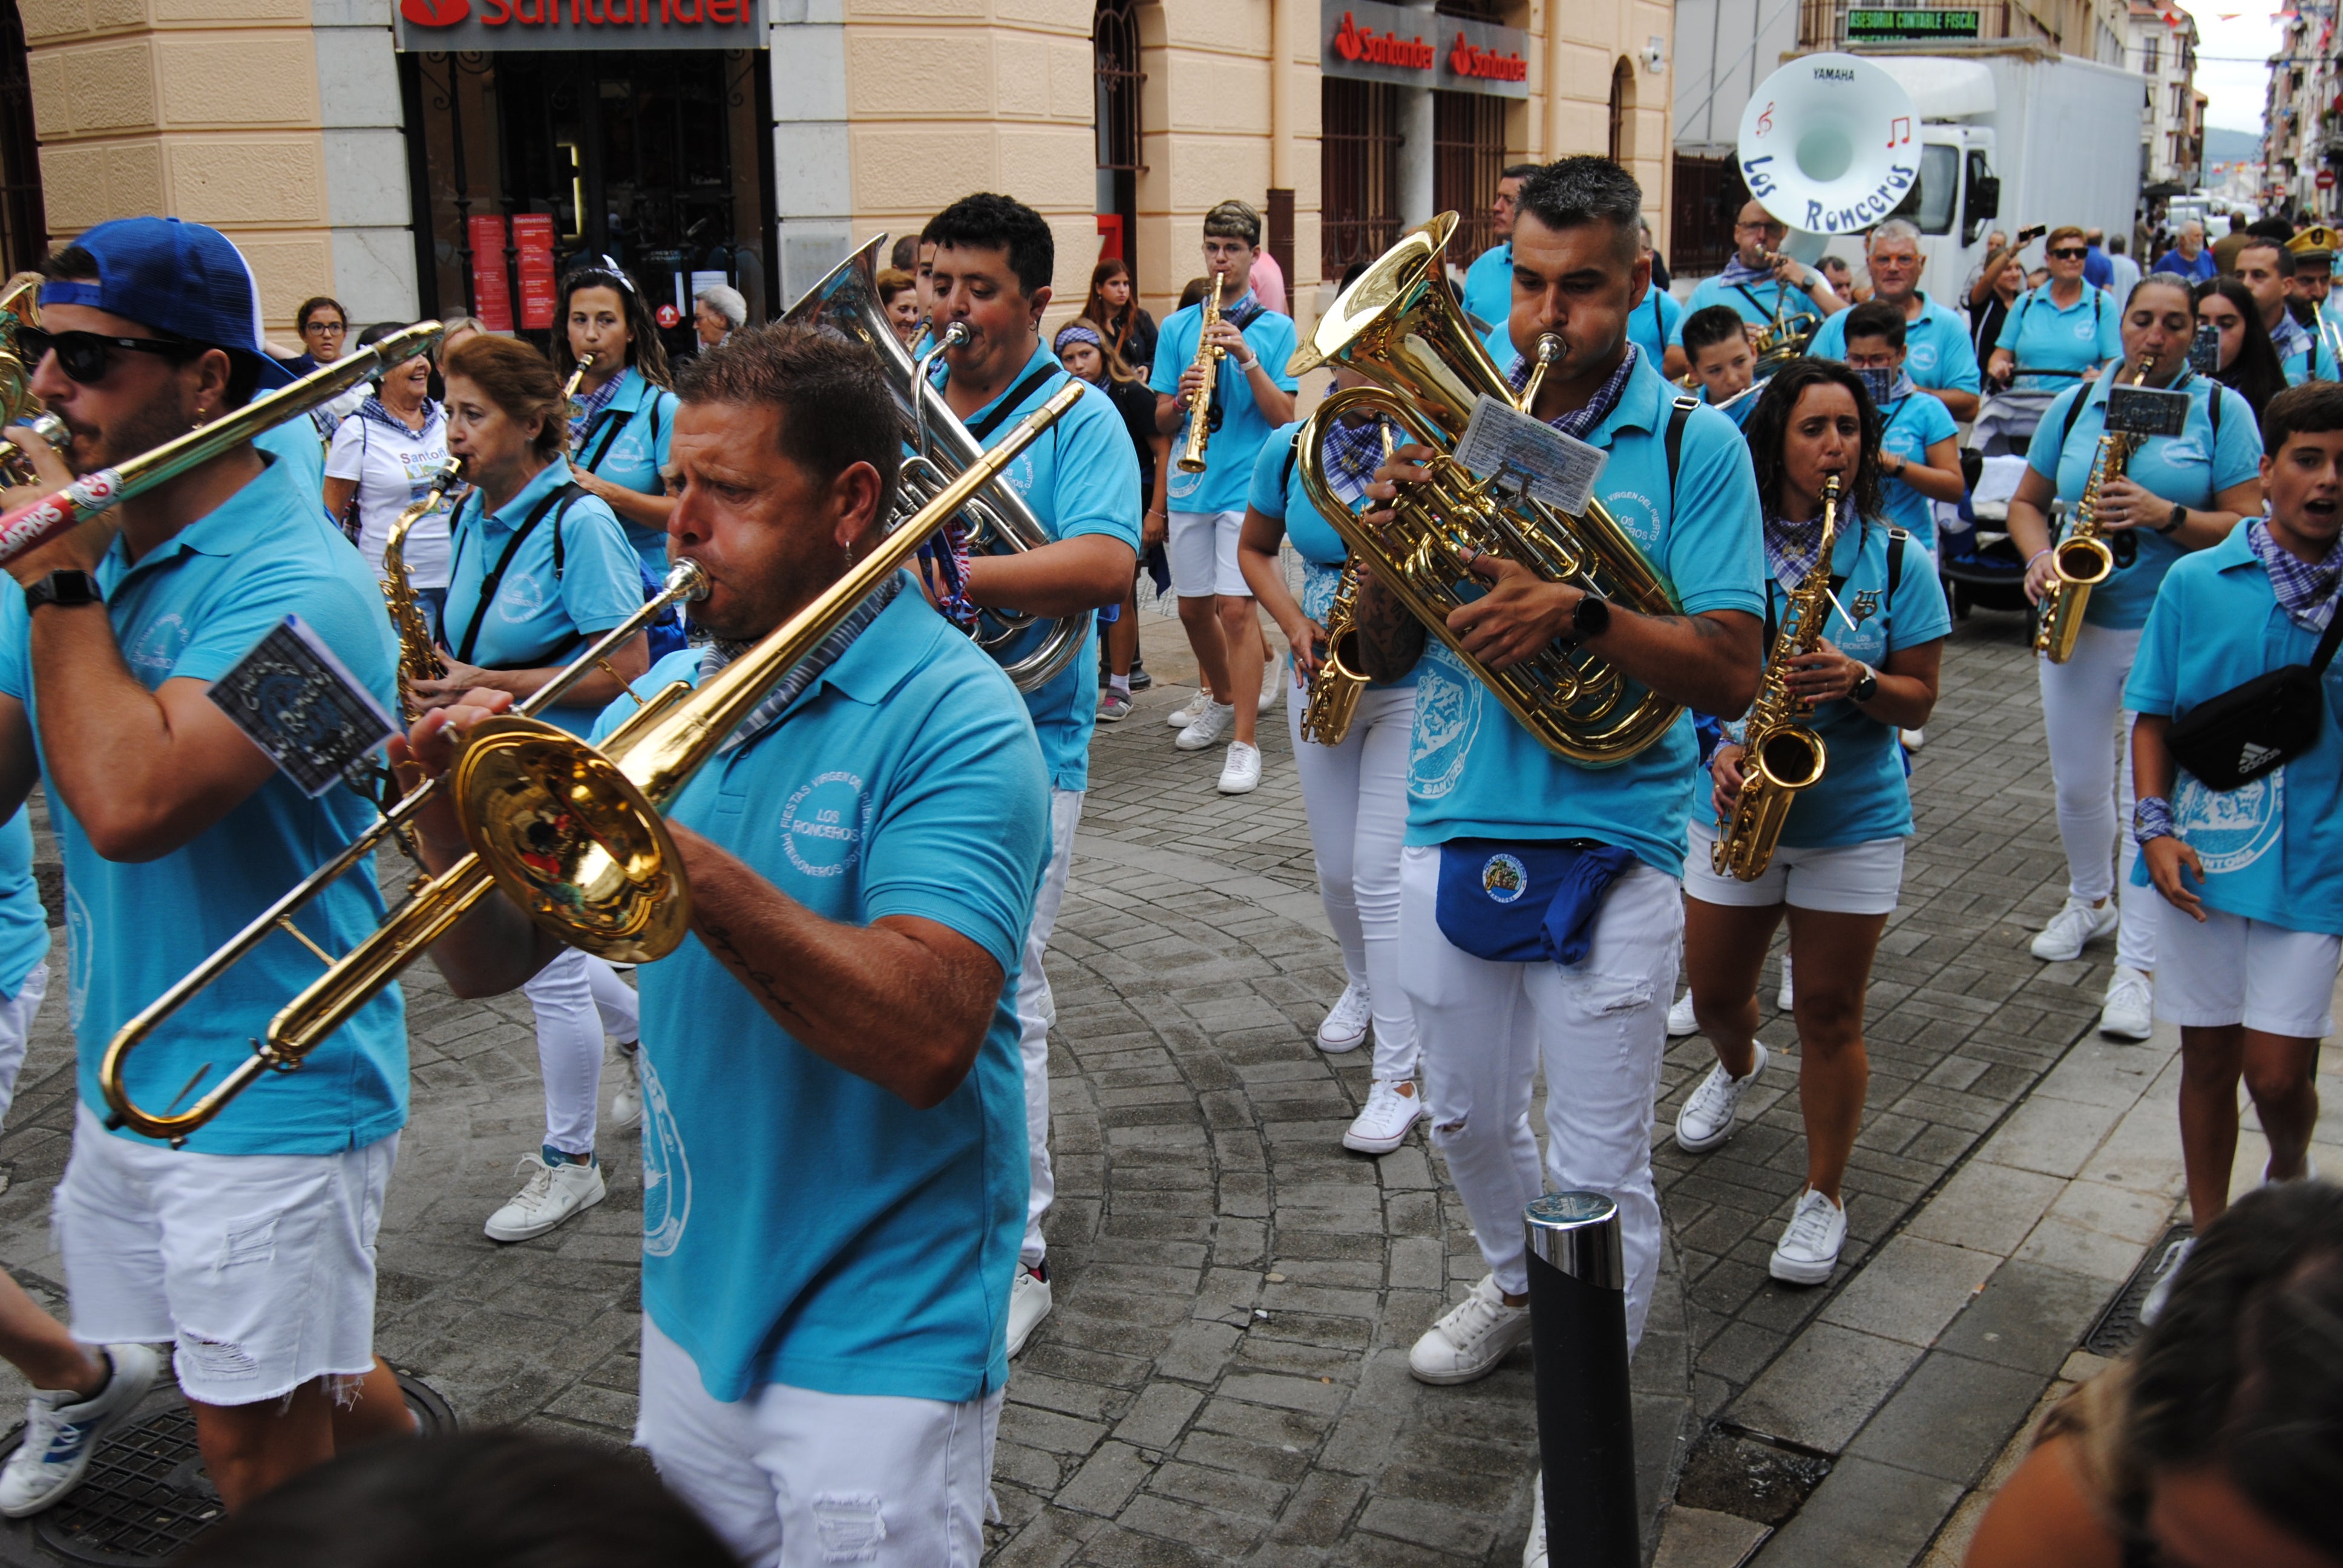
[1399,847,1680,1351]
[635,1316,1001,1568]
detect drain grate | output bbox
[2085,1221,2192,1358]
[25,1371,454,1566]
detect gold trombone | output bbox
[99,380,1087,1145]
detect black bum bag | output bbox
[2165,595,2343,791]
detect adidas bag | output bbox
[2165,598,2343,791]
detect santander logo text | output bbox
[1331,10,1435,71]
[1449,33,1526,82]
[400,0,469,25]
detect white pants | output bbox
[2039,621,2156,973]
[1289,681,1418,1082]
[0,960,48,1126]
[525,947,640,1157]
[635,1316,1001,1568]
[1400,847,1679,1351]
[1018,788,1084,1270]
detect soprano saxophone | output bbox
[1175,273,1226,474]
[382,457,460,718]
[2034,359,2149,665]
[1712,476,1841,882]
[562,352,596,427]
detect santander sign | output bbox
[1330,10,1435,71]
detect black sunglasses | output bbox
[2048,247,2089,260]
[20,326,193,384]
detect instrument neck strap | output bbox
[966,362,1065,442]
[452,482,588,667]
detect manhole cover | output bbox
[27,1370,453,1566]
[2085,1221,2191,1357]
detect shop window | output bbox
[1093,0,1144,278]
[1323,77,1403,276]
[1435,91,1506,264]
[0,0,43,277]
[1671,152,1744,278]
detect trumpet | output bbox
[1176,273,1226,474]
[2034,358,2150,664]
[383,459,460,717]
[99,382,1086,1145]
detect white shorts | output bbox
[1682,817,1906,916]
[2155,904,2341,1037]
[1167,509,1248,599]
[634,1316,1001,1568]
[54,1103,396,1406]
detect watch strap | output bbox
[24,570,100,611]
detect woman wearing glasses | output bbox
[1987,227,2123,391]
[2001,275,2263,1042]
[551,260,678,580]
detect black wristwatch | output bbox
[1570,593,1611,642]
[23,570,100,612]
[1849,663,1879,704]
[2157,503,2187,535]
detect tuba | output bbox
[781,235,1086,694]
[1288,215,1683,766]
[2035,358,2150,664]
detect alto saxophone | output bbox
[382,458,460,717]
[1300,560,1368,746]
[2034,359,2149,664]
[1176,273,1226,474]
[1713,477,1843,881]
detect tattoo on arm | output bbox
[696,919,807,1027]
[1354,576,1427,682]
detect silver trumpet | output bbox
[780,235,1087,693]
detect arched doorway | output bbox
[0,0,45,273]
[1093,0,1143,283]
[1608,56,1636,163]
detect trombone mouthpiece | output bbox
[664,558,712,602]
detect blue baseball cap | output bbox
[39,217,295,392]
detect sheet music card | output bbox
[1455,395,1610,517]
[208,615,396,797]
[2103,384,2191,438]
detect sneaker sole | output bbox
[1217,777,1260,794]
[608,1109,643,1132]
[1316,1030,1367,1053]
[2099,1016,2154,1042]
[1407,1350,1518,1387]
[1674,1117,1735,1154]
[1768,1252,1838,1285]
[1342,1117,1418,1155]
[484,1186,606,1244]
[1098,709,1131,723]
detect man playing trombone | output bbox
[0,218,416,1512]
[1666,198,1846,379]
[405,325,1051,1568]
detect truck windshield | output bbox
[1887,143,1960,236]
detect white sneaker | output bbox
[1666,991,1698,1037]
[2138,1236,2193,1326]
[1777,952,1794,1011]
[1175,702,1236,751]
[1317,982,1371,1053]
[2099,965,2154,1041]
[1409,1275,1533,1385]
[1343,1080,1423,1154]
[1216,741,1263,794]
[0,1344,160,1519]
[1675,1042,1769,1154]
[1770,1188,1847,1285]
[1007,1264,1052,1358]
[1523,1479,1547,1567]
[1165,688,1213,728]
[484,1152,606,1243]
[1901,727,1925,750]
[607,1042,643,1133]
[2031,897,2119,962]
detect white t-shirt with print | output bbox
[325,403,456,589]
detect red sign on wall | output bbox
[394,0,752,51]
[511,212,558,330]
[1322,0,1529,99]
[468,215,514,333]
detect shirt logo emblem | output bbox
[2174,770,2283,875]
[125,613,189,676]
[1408,646,1481,800]
[1481,854,1527,903]
[497,569,546,622]
[781,771,870,877]
[638,1050,691,1258]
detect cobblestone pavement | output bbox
[0,601,2147,1566]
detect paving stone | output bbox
[1843,1351,2051,1485]
[1816,1235,2000,1348]
[1933,1261,2115,1376]
[1729,1323,1927,1455]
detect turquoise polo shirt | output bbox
[1404,350,1765,875]
[1878,391,1959,552]
[1462,241,1512,330]
[0,452,405,1155]
[255,419,326,518]
[0,808,48,1002]
[937,342,1140,793]
[572,365,677,578]
[442,459,646,736]
[1149,296,1299,515]
[2276,317,2339,386]
[1806,292,1982,399]
[2024,371,2263,630]
[1671,274,1820,345]
[1761,520,1951,848]
[2123,527,2343,936]
[591,584,1049,1403]
[1994,284,2122,382]
[1246,420,1418,694]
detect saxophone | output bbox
[2034,358,2149,664]
[1712,476,1841,881]
[383,459,460,718]
[562,352,596,428]
[1176,273,1226,474]
[1300,560,1368,746]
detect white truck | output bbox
[1818,44,2146,298]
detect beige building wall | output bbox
[1523,0,1671,251]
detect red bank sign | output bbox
[1322,0,1529,99]
[393,0,752,51]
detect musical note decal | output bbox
[1756,102,1774,134]
[1888,115,1912,146]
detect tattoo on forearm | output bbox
[1354,577,1427,682]
[696,919,806,1025]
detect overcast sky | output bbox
[2185,0,2282,134]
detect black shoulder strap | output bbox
[2059,385,2091,451]
[454,481,585,666]
[1886,526,1909,598]
[966,364,1063,442]
[1281,427,1302,497]
[2208,381,2223,445]
[2312,589,2343,675]
[1665,394,1698,512]
[581,403,638,473]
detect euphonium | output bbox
[1299,560,1368,746]
[2034,358,2150,664]
[1289,215,1683,765]
[383,458,460,716]
[97,382,1085,1145]
[1713,476,1841,881]
[1746,262,1816,378]
[1176,273,1226,474]
[781,235,1084,693]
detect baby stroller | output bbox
[1935,449,2033,619]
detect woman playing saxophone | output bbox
[2001,276,2264,1044]
[1674,358,1949,1289]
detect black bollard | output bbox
[1522,1191,1638,1567]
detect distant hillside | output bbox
[2203,126,2263,165]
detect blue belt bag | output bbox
[1434,838,1640,966]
